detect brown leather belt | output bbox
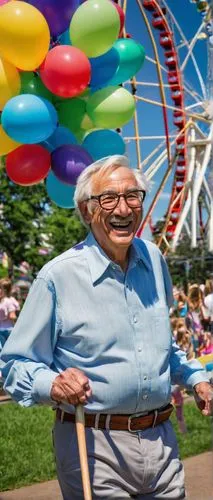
[56,404,173,432]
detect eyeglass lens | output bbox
[100,191,145,209]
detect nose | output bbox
[114,195,132,216]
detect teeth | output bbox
[111,222,130,227]
[111,220,132,226]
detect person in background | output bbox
[204,279,213,334]
[0,278,19,352]
[171,326,194,434]
[0,155,212,500]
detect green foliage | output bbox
[0,164,87,275]
[167,234,213,289]
[0,265,8,279]
[44,206,87,260]
[0,402,211,491]
[0,164,48,274]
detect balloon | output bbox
[0,124,20,156]
[89,48,119,89]
[82,129,125,161]
[20,72,53,100]
[59,29,71,45]
[70,0,120,57]
[46,170,75,208]
[40,46,91,98]
[0,1,50,71]
[109,39,145,85]
[87,86,135,128]
[0,0,10,5]
[40,126,77,152]
[2,94,58,144]
[111,2,125,37]
[6,145,51,185]
[27,0,80,37]
[58,97,87,133]
[51,144,93,185]
[0,57,21,110]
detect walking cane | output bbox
[75,404,92,500]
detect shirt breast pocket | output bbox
[153,307,172,350]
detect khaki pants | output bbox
[53,419,185,499]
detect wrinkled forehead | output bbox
[91,165,138,194]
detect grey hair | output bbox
[74,155,149,228]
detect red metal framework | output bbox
[136,0,187,246]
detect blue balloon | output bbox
[89,47,119,89]
[2,94,58,144]
[59,29,71,45]
[46,171,75,208]
[41,126,77,152]
[82,129,125,161]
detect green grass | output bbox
[0,402,212,492]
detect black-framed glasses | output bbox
[86,190,146,210]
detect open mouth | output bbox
[109,220,133,230]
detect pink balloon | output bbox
[0,0,10,5]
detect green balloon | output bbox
[109,39,146,86]
[87,86,135,129]
[69,0,120,58]
[58,98,86,134]
[20,72,53,100]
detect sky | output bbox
[119,0,209,232]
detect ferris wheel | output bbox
[118,0,213,253]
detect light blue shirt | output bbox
[0,233,208,414]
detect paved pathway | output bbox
[0,452,212,499]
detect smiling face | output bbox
[81,165,143,268]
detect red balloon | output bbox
[39,46,91,98]
[111,2,125,37]
[6,145,51,185]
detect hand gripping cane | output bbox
[75,404,92,500]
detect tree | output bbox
[166,234,213,290]
[43,205,87,260]
[0,164,87,275]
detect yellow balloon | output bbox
[0,1,50,71]
[0,57,21,110]
[0,125,20,156]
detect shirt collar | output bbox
[84,233,152,284]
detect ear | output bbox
[78,201,92,225]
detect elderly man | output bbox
[0,155,212,499]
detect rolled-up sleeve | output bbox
[0,277,61,407]
[170,339,209,388]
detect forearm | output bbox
[170,339,209,389]
[0,275,60,406]
[2,359,58,407]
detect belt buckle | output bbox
[127,411,148,433]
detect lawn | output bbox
[0,402,212,492]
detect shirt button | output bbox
[138,347,142,352]
[133,316,137,323]
[143,375,147,380]
[143,394,148,400]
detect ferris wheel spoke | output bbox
[180,22,206,72]
[160,0,207,99]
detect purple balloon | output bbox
[27,1,80,37]
[51,144,93,185]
